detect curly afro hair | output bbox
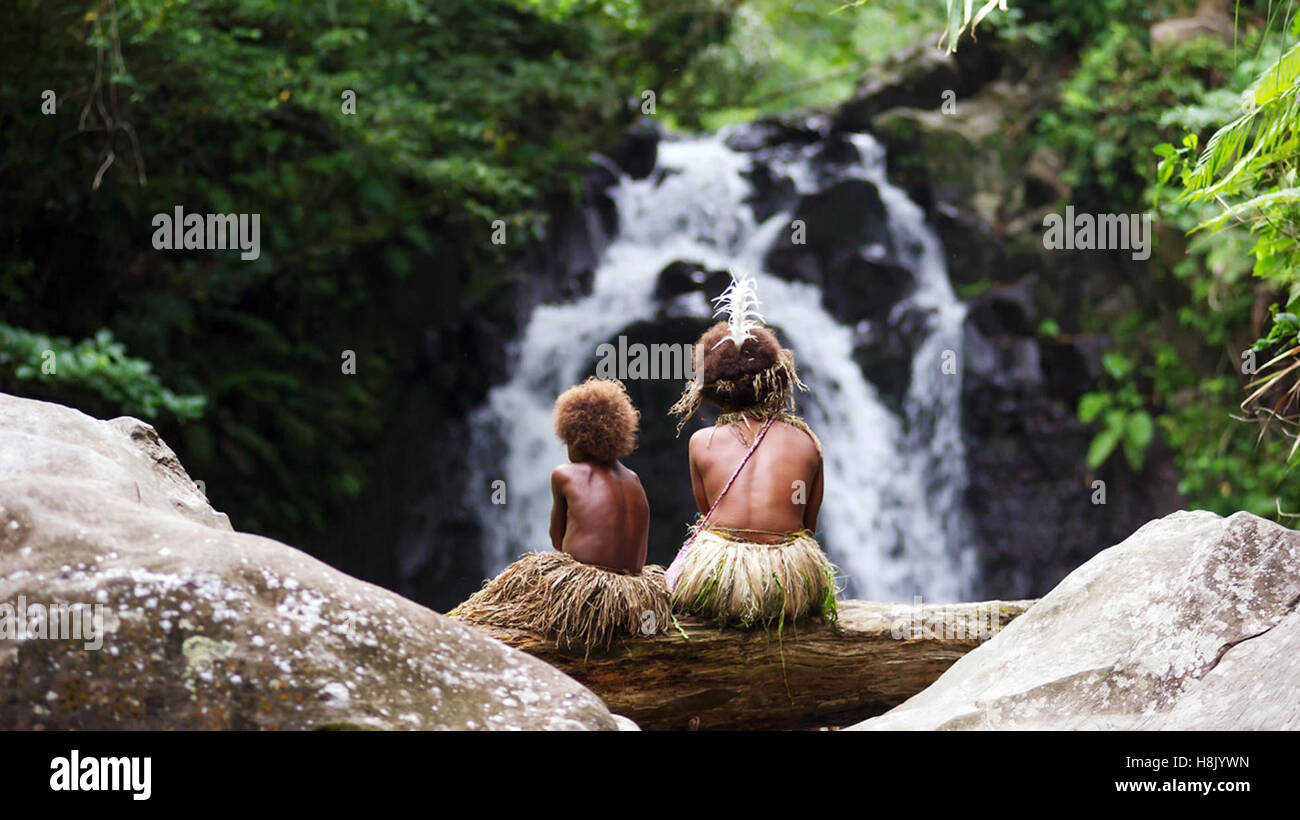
[553,378,640,462]
[693,321,794,411]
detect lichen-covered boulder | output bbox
[852,510,1300,730]
[0,393,616,730]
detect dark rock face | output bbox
[741,161,799,224]
[834,46,963,133]
[652,260,731,303]
[764,178,915,326]
[852,300,936,415]
[608,117,661,180]
[723,113,827,153]
[828,37,1183,600]
[932,202,1008,288]
[826,253,915,326]
[580,316,717,566]
[832,42,1003,134]
[959,278,1182,599]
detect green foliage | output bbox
[1161,36,1300,298]
[1078,354,1156,471]
[1154,7,1300,475]
[0,323,205,419]
[671,1,946,131]
[0,0,726,557]
[1014,3,1300,518]
[1039,22,1259,211]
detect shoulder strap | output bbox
[686,415,775,546]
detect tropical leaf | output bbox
[1180,43,1300,199]
[1193,187,1300,233]
[938,0,1007,53]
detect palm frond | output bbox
[1182,44,1300,198]
[1193,187,1300,233]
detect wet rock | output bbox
[932,202,1008,288]
[608,117,661,180]
[723,114,826,153]
[741,161,799,224]
[582,156,622,238]
[852,301,936,414]
[813,132,863,168]
[764,178,913,325]
[960,278,1182,599]
[652,260,731,303]
[834,45,965,133]
[826,252,915,326]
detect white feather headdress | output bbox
[710,270,764,350]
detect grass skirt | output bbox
[447,551,671,650]
[667,528,839,628]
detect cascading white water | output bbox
[467,130,976,603]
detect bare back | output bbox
[688,419,823,542]
[549,461,649,573]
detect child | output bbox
[449,378,669,650]
[666,273,839,628]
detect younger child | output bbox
[449,378,669,649]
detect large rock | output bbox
[763,178,914,326]
[852,299,936,415]
[723,114,825,153]
[834,45,974,133]
[607,117,660,180]
[1150,0,1235,50]
[852,510,1300,730]
[872,81,1035,225]
[0,393,617,730]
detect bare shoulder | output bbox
[552,462,582,484]
[778,419,822,457]
[688,427,713,448]
[687,428,714,458]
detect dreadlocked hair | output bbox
[669,321,808,434]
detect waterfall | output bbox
[466,130,976,603]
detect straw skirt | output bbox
[448,551,671,650]
[666,528,839,627]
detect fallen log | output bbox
[472,598,1036,731]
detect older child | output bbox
[666,273,839,628]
